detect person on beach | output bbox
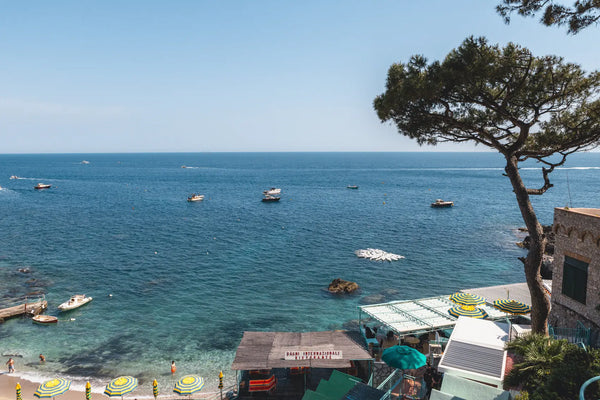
[171,360,176,375]
[39,354,46,363]
[6,358,15,373]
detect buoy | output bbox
[108,294,113,297]
[154,251,158,254]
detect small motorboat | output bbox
[81,160,90,164]
[347,185,359,189]
[58,294,93,311]
[263,188,281,195]
[431,199,454,208]
[9,175,20,179]
[262,195,281,202]
[187,194,205,202]
[32,315,58,324]
[34,183,51,190]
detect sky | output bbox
[0,1,599,153]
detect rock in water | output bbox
[328,278,359,294]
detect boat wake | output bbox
[355,248,405,262]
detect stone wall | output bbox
[550,208,600,331]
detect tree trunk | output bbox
[504,155,550,335]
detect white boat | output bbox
[58,294,93,311]
[262,194,281,202]
[81,160,90,164]
[263,188,281,195]
[34,183,51,190]
[9,175,20,180]
[32,315,58,324]
[187,194,205,202]
[431,199,454,208]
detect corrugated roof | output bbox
[439,340,505,379]
[231,331,373,370]
[359,295,509,336]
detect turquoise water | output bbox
[0,152,598,395]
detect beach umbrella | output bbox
[16,383,22,400]
[493,299,531,315]
[449,292,485,306]
[381,345,427,370]
[34,378,72,399]
[85,382,91,400]
[448,306,488,319]
[153,379,158,399]
[104,376,138,399]
[173,375,205,397]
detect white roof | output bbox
[359,295,510,336]
[448,317,509,350]
[438,317,509,386]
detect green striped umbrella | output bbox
[493,299,531,315]
[153,379,158,399]
[104,376,138,398]
[34,379,71,398]
[448,306,488,319]
[16,383,22,400]
[173,375,205,397]
[85,382,91,400]
[449,292,485,306]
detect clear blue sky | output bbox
[1,1,599,153]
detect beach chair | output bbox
[360,325,380,353]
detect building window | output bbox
[562,256,588,304]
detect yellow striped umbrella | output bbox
[173,375,205,397]
[449,292,485,306]
[34,379,71,398]
[153,379,158,399]
[85,382,91,400]
[104,376,138,398]
[493,299,531,315]
[16,383,22,400]
[448,306,488,319]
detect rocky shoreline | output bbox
[516,225,555,279]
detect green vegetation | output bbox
[373,36,600,334]
[506,334,600,399]
[497,0,600,34]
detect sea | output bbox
[0,152,598,396]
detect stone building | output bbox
[550,207,600,336]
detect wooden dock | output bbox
[0,297,47,322]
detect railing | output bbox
[548,321,591,346]
[377,368,403,400]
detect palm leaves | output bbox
[505,334,569,390]
[505,334,600,399]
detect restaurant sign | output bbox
[284,350,343,360]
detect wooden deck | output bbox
[0,300,47,322]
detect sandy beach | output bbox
[0,373,87,400]
[0,373,224,399]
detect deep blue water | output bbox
[0,152,598,395]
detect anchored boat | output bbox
[32,315,58,324]
[431,199,454,208]
[262,194,281,202]
[58,294,93,311]
[263,188,281,195]
[34,183,51,190]
[187,194,205,202]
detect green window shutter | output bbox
[562,256,588,304]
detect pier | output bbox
[0,295,47,322]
